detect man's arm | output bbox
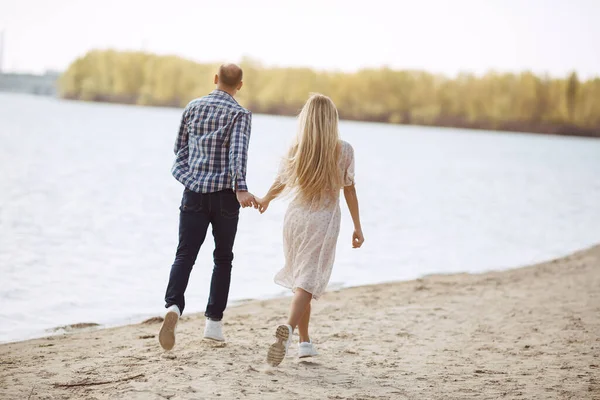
[174,107,190,155]
[229,111,252,192]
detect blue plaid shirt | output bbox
[171,90,252,193]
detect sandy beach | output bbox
[1,246,599,400]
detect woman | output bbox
[256,93,364,367]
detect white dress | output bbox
[274,140,355,300]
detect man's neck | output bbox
[215,86,236,97]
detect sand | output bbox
[1,245,599,400]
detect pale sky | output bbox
[1,0,599,78]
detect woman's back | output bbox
[256,93,364,367]
[282,139,355,209]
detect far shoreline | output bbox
[2,92,597,139]
[63,95,600,139]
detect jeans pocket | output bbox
[220,191,240,219]
[180,188,204,212]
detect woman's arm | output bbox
[256,180,286,214]
[343,184,364,248]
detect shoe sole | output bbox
[203,336,225,342]
[298,353,317,359]
[158,311,178,350]
[267,325,290,367]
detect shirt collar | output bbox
[210,89,238,104]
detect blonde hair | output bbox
[281,93,342,205]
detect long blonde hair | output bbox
[281,93,342,205]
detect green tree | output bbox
[58,50,600,137]
[566,71,580,121]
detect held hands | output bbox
[253,180,284,215]
[235,190,270,212]
[255,197,271,214]
[236,191,258,208]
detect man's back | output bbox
[160,64,255,351]
[172,89,252,194]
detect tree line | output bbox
[59,50,600,137]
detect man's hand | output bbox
[236,191,257,208]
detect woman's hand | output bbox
[255,197,271,214]
[257,180,285,214]
[352,229,364,248]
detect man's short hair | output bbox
[218,64,243,87]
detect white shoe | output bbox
[159,305,180,351]
[203,319,225,342]
[298,341,318,358]
[267,324,292,367]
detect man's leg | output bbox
[205,190,240,321]
[164,189,211,314]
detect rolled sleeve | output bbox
[174,107,190,155]
[229,111,252,191]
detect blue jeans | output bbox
[164,188,240,321]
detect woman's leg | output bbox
[267,289,312,366]
[297,302,311,343]
[286,288,312,331]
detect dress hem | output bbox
[274,279,322,301]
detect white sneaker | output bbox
[203,318,225,342]
[267,324,292,367]
[159,305,180,351]
[298,341,318,358]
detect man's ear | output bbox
[214,74,219,85]
[237,81,244,91]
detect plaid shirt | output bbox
[171,90,252,193]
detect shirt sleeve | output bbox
[229,111,252,191]
[174,107,190,155]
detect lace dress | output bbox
[274,140,355,300]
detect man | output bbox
[159,64,256,350]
